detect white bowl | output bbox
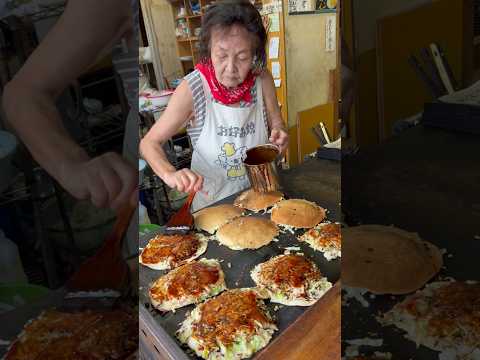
[139,90,174,111]
[150,93,172,108]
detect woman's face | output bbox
[210,24,254,88]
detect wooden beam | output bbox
[140,0,167,89]
[334,0,341,138]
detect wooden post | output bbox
[140,0,167,90]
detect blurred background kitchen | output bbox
[0,0,131,310]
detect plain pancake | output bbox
[233,189,283,211]
[342,225,443,294]
[271,199,326,228]
[193,204,243,234]
[216,216,278,250]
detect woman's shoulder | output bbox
[258,69,274,84]
[184,69,202,82]
[184,70,205,95]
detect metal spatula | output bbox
[164,191,196,234]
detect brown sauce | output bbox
[141,234,199,264]
[244,146,278,166]
[308,223,341,248]
[262,255,318,288]
[428,282,480,337]
[192,290,270,351]
[167,262,219,298]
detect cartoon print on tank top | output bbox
[215,143,247,181]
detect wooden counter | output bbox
[256,282,341,360]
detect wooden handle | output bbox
[102,202,137,251]
[184,191,196,210]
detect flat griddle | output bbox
[341,126,480,358]
[340,253,478,358]
[0,288,66,354]
[139,189,341,360]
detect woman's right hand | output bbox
[58,152,137,210]
[162,168,203,193]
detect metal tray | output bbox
[139,190,341,359]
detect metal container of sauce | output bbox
[243,144,281,192]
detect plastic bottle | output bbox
[138,202,151,225]
[0,229,28,283]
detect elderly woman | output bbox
[140,0,288,211]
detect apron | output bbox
[191,75,268,212]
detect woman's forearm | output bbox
[139,80,195,183]
[261,70,286,131]
[3,82,89,182]
[140,135,203,193]
[266,95,284,130]
[269,110,285,131]
[139,137,176,180]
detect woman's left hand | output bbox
[269,127,289,154]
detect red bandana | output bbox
[195,59,256,105]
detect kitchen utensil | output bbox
[164,191,196,234]
[408,54,443,99]
[419,47,446,96]
[319,122,331,143]
[66,202,136,292]
[311,126,325,145]
[430,43,455,94]
[243,144,281,192]
[435,43,458,91]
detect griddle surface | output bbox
[139,190,340,359]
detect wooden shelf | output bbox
[289,8,336,15]
[177,36,198,42]
[175,14,201,20]
[170,0,217,75]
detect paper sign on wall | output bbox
[274,79,281,88]
[325,15,336,52]
[268,37,279,59]
[268,13,280,32]
[260,1,283,15]
[271,62,281,79]
[288,0,313,13]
